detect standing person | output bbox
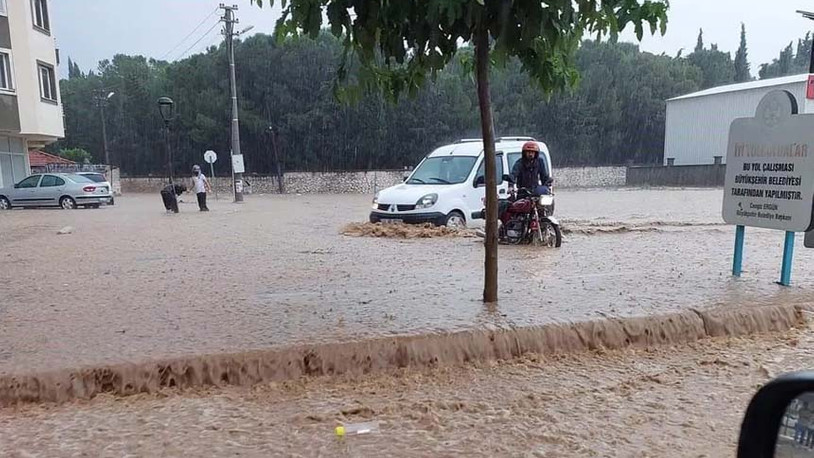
[160,183,186,214]
[192,165,211,212]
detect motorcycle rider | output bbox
[509,141,552,195]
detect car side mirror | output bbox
[474,176,485,187]
[13,184,19,188]
[403,175,409,182]
[738,372,814,457]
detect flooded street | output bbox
[2,323,810,456]
[1,188,813,375]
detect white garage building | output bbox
[664,74,813,166]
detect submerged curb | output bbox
[0,303,806,406]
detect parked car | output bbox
[369,137,553,228]
[0,173,113,210]
[76,172,114,205]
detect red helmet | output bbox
[522,141,540,152]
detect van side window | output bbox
[475,153,504,185]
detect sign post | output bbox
[722,90,814,286]
[231,153,245,198]
[733,225,745,277]
[204,150,218,201]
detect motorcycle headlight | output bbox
[415,193,438,209]
[372,193,379,209]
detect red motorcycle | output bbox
[472,188,562,247]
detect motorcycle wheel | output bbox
[533,222,562,248]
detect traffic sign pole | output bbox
[203,150,218,201]
[210,161,217,201]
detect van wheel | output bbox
[444,211,466,229]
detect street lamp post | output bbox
[94,91,115,166]
[157,97,175,185]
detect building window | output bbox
[38,62,56,102]
[0,0,8,17]
[32,0,50,32]
[0,52,13,91]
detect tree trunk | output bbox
[475,25,499,303]
[270,128,285,194]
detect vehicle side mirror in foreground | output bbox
[403,175,409,182]
[738,372,814,457]
[502,174,513,183]
[474,176,485,187]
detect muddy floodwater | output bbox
[2,323,811,456]
[1,188,813,375]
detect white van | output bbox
[369,137,553,228]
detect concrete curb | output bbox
[0,303,806,406]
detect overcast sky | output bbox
[53,0,814,77]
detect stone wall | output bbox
[121,166,628,194]
[121,171,406,195]
[626,164,725,187]
[553,166,626,188]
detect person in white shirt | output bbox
[191,165,211,211]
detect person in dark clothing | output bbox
[510,141,552,195]
[160,183,186,213]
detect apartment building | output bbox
[0,0,63,188]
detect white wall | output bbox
[664,80,808,166]
[8,0,63,142]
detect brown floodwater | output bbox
[1,321,811,456]
[1,188,812,375]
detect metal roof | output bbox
[668,73,809,102]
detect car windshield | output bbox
[65,174,95,184]
[81,174,106,183]
[407,156,477,185]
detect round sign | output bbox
[204,150,217,164]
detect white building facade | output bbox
[0,0,63,188]
[664,74,813,166]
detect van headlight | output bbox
[372,193,379,209]
[416,193,438,209]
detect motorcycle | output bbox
[471,187,562,247]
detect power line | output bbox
[159,6,219,61]
[174,20,222,61]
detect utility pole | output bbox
[94,90,115,165]
[221,4,244,202]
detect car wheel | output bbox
[0,196,10,210]
[60,196,77,210]
[444,211,466,229]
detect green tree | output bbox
[251,0,668,302]
[733,23,750,83]
[759,40,807,79]
[688,42,734,89]
[59,147,92,163]
[695,29,704,53]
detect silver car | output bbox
[76,172,115,205]
[0,173,113,210]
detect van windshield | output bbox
[407,156,477,185]
[508,152,551,176]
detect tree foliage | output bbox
[734,23,750,83]
[760,33,812,79]
[55,35,705,174]
[59,147,91,163]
